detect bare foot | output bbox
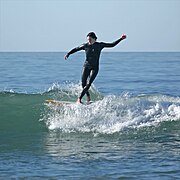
[87,96,91,103]
[76,98,82,104]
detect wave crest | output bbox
[43,93,180,134]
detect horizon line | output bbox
[0,50,180,53]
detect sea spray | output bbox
[43,91,180,134]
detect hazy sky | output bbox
[0,0,180,52]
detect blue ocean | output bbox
[0,52,180,179]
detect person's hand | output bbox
[64,54,69,60]
[121,34,127,40]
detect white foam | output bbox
[43,90,180,134]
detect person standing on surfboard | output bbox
[64,32,126,104]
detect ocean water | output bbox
[0,52,180,179]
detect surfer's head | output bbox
[87,32,97,40]
[87,32,97,44]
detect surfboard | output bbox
[45,100,75,105]
[45,99,93,105]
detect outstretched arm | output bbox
[64,44,85,60]
[102,34,126,48]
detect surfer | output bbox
[64,32,126,104]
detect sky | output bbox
[0,0,180,52]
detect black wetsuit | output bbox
[67,37,123,100]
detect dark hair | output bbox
[87,32,97,40]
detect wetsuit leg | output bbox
[79,68,98,100]
[81,67,90,97]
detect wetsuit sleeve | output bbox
[67,44,85,56]
[101,38,123,48]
